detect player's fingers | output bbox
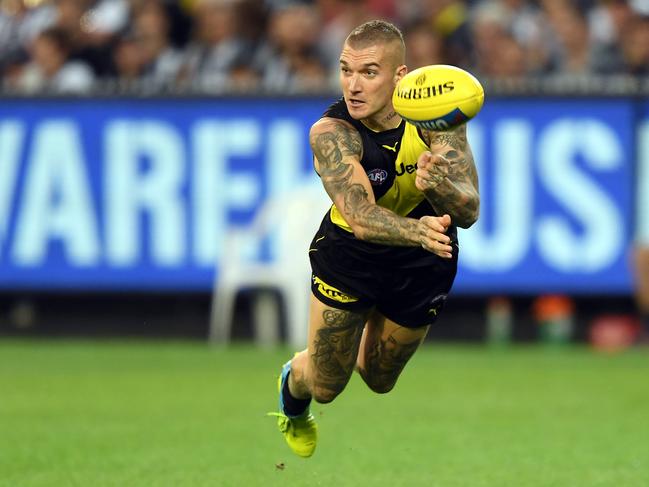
[416,167,430,180]
[428,232,452,248]
[415,175,425,192]
[429,153,450,166]
[440,214,452,228]
[419,230,452,253]
[420,218,446,236]
[419,217,453,257]
[421,238,453,258]
[417,151,433,167]
[420,216,450,237]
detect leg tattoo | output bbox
[311,309,365,395]
[362,334,421,393]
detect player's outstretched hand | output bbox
[419,214,453,258]
[415,151,449,193]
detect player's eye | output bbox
[341,66,350,74]
[366,70,377,77]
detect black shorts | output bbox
[308,215,458,328]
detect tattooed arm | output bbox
[415,124,480,228]
[310,117,453,257]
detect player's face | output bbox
[339,42,405,123]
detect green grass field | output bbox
[1,340,648,487]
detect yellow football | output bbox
[392,64,484,130]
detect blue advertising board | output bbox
[0,97,639,293]
[457,99,635,293]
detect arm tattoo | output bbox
[343,184,421,245]
[420,125,480,228]
[311,123,360,196]
[311,120,421,246]
[311,309,365,394]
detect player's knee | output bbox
[311,385,342,404]
[357,366,395,394]
[360,372,397,394]
[367,379,396,395]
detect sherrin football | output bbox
[392,64,484,130]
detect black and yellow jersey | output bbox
[313,97,458,267]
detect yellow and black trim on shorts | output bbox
[310,273,371,311]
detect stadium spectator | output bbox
[469,1,528,77]
[588,0,634,49]
[619,14,649,75]
[403,21,444,69]
[131,0,193,47]
[1,0,648,91]
[131,0,183,84]
[491,0,550,74]
[415,0,474,67]
[469,1,508,76]
[111,33,143,83]
[82,0,130,41]
[544,3,600,74]
[257,3,329,92]
[11,26,95,93]
[490,34,527,77]
[583,0,637,74]
[367,0,396,19]
[177,0,253,90]
[0,0,56,69]
[499,0,545,47]
[318,0,374,81]
[228,60,261,91]
[41,0,119,76]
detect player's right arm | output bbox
[310,117,453,258]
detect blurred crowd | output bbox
[0,0,648,94]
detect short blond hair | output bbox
[345,20,405,66]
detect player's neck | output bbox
[361,109,402,132]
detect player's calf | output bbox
[356,315,429,395]
[291,350,351,404]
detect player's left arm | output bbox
[415,124,480,229]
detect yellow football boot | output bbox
[269,359,318,458]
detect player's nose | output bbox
[347,74,362,93]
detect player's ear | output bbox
[395,64,408,83]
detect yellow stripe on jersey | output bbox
[376,122,429,216]
[330,204,352,232]
[329,122,429,232]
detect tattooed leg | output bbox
[356,311,429,394]
[289,294,370,404]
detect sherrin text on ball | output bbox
[392,64,484,130]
